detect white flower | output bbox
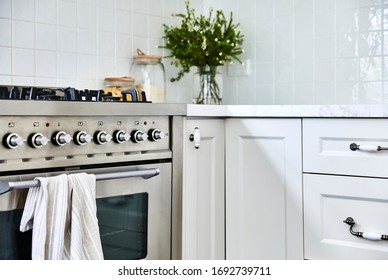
[215,38,218,42]
[202,38,207,50]
[219,52,223,56]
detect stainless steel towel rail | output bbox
[0,168,160,195]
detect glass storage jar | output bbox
[103,77,138,102]
[130,51,166,103]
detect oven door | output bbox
[0,162,171,260]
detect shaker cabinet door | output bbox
[182,118,225,260]
[225,118,303,260]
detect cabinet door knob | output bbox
[189,127,200,149]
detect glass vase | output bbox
[193,65,222,105]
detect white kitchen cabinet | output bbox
[225,118,303,259]
[303,118,388,259]
[304,174,388,259]
[181,118,225,260]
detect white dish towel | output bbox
[19,173,104,260]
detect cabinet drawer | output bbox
[304,174,388,259]
[303,119,388,177]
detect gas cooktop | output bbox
[0,86,148,102]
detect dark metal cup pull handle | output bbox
[343,217,388,241]
[349,143,388,152]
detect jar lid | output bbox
[133,49,162,64]
[104,77,134,83]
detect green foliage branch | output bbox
[160,1,244,82]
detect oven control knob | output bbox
[132,130,148,143]
[148,129,165,142]
[94,131,112,144]
[74,131,92,145]
[29,133,49,148]
[4,133,24,149]
[52,131,72,146]
[114,130,130,143]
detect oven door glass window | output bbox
[0,209,32,260]
[96,192,148,260]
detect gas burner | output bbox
[0,86,150,103]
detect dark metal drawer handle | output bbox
[349,143,388,152]
[343,217,388,241]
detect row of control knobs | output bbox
[3,129,165,149]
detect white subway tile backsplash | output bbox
[294,13,313,38]
[12,0,34,21]
[97,55,116,79]
[58,0,77,27]
[58,52,77,78]
[35,77,57,87]
[360,56,383,81]
[336,8,359,33]
[2,0,388,105]
[359,6,383,31]
[115,10,132,34]
[36,0,57,24]
[58,26,77,52]
[13,48,35,76]
[0,47,12,75]
[148,16,164,39]
[274,83,293,104]
[36,23,57,50]
[314,59,335,82]
[256,63,273,84]
[132,0,148,14]
[315,82,335,104]
[0,18,12,47]
[78,2,97,30]
[275,62,293,83]
[358,31,382,56]
[98,31,115,56]
[336,0,360,11]
[294,60,313,83]
[12,76,35,86]
[294,0,313,14]
[36,50,57,77]
[336,33,358,57]
[132,13,148,37]
[315,11,335,35]
[359,81,383,103]
[13,20,35,49]
[274,0,293,17]
[77,54,96,79]
[98,0,114,8]
[148,0,163,16]
[0,0,12,18]
[116,0,132,11]
[115,57,131,76]
[315,35,335,59]
[336,58,359,82]
[98,7,115,32]
[78,29,97,54]
[0,75,12,84]
[294,37,313,59]
[132,35,147,55]
[115,33,131,57]
[294,83,314,104]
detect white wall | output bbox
[1,0,388,105]
[0,0,199,102]
[209,0,388,105]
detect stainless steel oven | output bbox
[0,89,178,260]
